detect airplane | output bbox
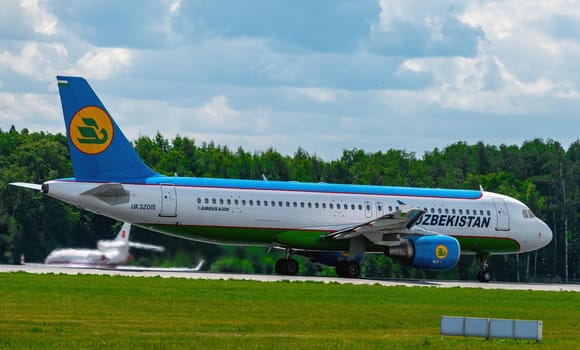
[43,222,164,267]
[10,76,553,282]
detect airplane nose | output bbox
[538,220,553,247]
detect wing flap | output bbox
[321,208,425,241]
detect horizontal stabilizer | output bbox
[81,183,129,205]
[9,182,42,191]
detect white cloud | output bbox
[294,88,337,103]
[0,0,579,160]
[169,0,182,14]
[0,42,68,79]
[0,92,60,130]
[67,48,131,80]
[20,0,58,36]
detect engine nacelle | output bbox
[306,251,364,267]
[385,235,460,270]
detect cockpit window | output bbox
[522,209,536,219]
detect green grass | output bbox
[0,272,578,349]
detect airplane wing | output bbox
[128,241,165,252]
[321,208,425,241]
[9,182,42,191]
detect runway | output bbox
[1,264,579,292]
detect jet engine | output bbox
[385,235,460,270]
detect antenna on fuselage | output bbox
[479,184,485,192]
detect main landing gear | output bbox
[477,252,492,283]
[275,248,299,276]
[275,257,299,275]
[336,260,361,278]
[273,248,362,278]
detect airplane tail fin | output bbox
[56,76,159,181]
[114,222,132,242]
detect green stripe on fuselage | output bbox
[456,236,519,254]
[146,224,519,254]
[146,224,350,250]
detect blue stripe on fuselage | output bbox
[59,176,482,199]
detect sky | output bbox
[0,0,579,160]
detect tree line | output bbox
[1,125,578,282]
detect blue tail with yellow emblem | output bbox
[57,76,159,181]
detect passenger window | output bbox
[212,198,217,204]
[358,204,362,210]
[227,199,231,205]
[286,201,290,207]
[315,203,319,209]
[459,209,463,215]
[378,205,382,212]
[279,201,283,207]
[293,202,297,208]
[234,199,239,205]
[322,203,327,209]
[466,209,470,215]
[430,208,435,213]
[249,200,253,206]
[220,199,224,205]
[205,198,209,204]
[390,206,394,212]
[480,210,484,216]
[452,209,456,215]
[487,210,491,216]
[308,202,312,208]
[445,208,449,214]
[263,201,267,207]
[242,200,246,206]
[257,200,261,206]
[300,202,305,208]
[351,204,355,210]
[271,201,275,207]
[197,198,201,204]
[366,204,371,211]
[336,204,340,209]
[437,208,442,214]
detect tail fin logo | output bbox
[69,106,114,154]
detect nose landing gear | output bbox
[477,252,492,282]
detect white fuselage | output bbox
[42,178,553,255]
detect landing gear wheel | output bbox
[336,261,361,278]
[476,252,492,283]
[477,270,492,283]
[275,259,287,275]
[285,258,299,275]
[345,261,361,278]
[275,258,299,276]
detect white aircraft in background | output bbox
[11,76,553,282]
[44,222,164,267]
